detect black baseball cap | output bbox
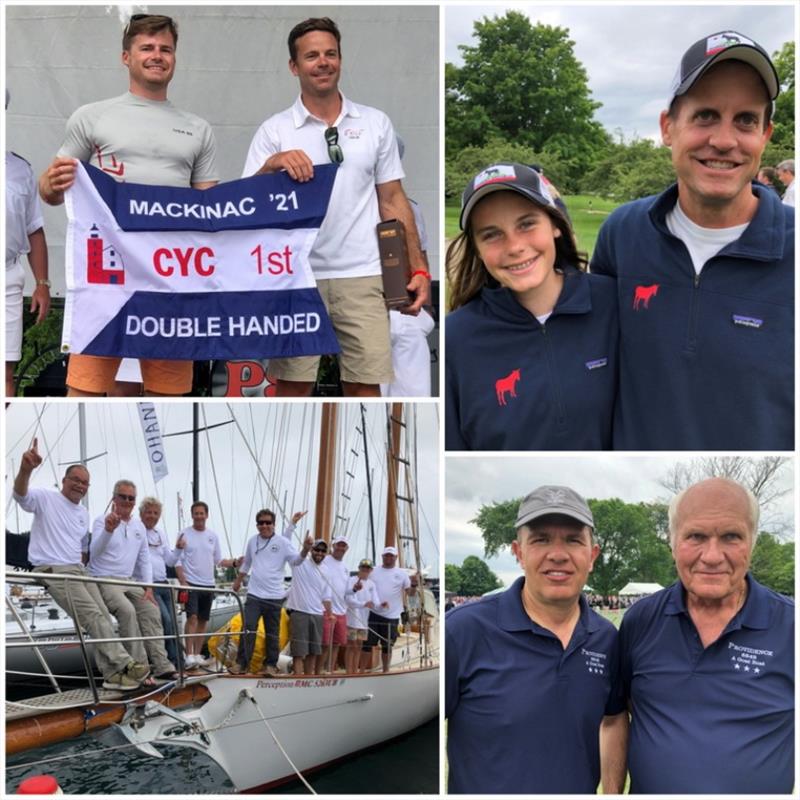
[668,31,779,106]
[312,539,328,552]
[459,163,561,231]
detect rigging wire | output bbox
[200,405,234,558]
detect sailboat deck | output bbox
[6,687,126,721]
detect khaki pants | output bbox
[33,564,132,678]
[97,580,175,675]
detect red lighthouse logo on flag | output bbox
[86,224,125,285]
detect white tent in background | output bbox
[619,582,663,596]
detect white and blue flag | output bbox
[62,162,340,360]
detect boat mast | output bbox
[384,403,403,555]
[78,404,88,510]
[192,402,199,503]
[314,404,338,544]
[359,403,377,563]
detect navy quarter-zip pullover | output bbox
[591,182,793,450]
[445,268,618,450]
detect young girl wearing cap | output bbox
[445,163,618,450]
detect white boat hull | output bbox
[120,666,438,792]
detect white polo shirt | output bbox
[240,531,302,600]
[321,554,351,615]
[89,514,152,583]
[6,152,44,265]
[144,526,178,582]
[287,558,332,615]
[242,93,404,280]
[174,526,222,586]
[345,576,380,630]
[13,487,88,566]
[371,565,411,620]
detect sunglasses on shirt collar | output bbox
[325,126,344,164]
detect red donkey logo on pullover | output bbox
[633,284,660,310]
[495,369,521,406]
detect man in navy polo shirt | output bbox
[620,477,794,793]
[445,485,627,794]
[591,31,793,449]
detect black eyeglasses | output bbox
[125,13,175,36]
[256,520,275,526]
[324,127,344,164]
[115,493,136,502]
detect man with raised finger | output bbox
[12,441,149,690]
[89,479,177,681]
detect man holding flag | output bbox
[38,13,219,396]
[242,16,431,398]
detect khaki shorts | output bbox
[268,275,393,385]
[66,354,192,395]
[347,627,368,642]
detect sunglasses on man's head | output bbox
[325,126,344,164]
[125,13,174,35]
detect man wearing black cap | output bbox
[445,485,627,794]
[286,536,332,675]
[591,31,793,450]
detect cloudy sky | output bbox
[446,3,795,142]
[445,454,795,589]
[6,401,440,576]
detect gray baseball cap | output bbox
[515,485,594,529]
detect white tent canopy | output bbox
[619,582,663,596]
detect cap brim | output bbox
[516,505,594,529]
[460,184,553,230]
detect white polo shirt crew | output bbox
[242,93,404,280]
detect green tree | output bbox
[458,555,502,596]
[470,496,675,594]
[445,562,463,594]
[445,136,572,200]
[581,138,675,201]
[447,12,610,188]
[750,532,795,595]
[767,41,795,158]
[470,497,520,558]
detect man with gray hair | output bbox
[13,441,150,690]
[776,159,794,206]
[139,496,180,665]
[619,477,794,793]
[445,485,627,793]
[89,479,177,682]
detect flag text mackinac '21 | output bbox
[62,162,341,360]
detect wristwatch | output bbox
[35,279,51,288]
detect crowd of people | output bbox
[6,14,435,398]
[13,440,420,689]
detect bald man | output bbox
[619,478,794,793]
